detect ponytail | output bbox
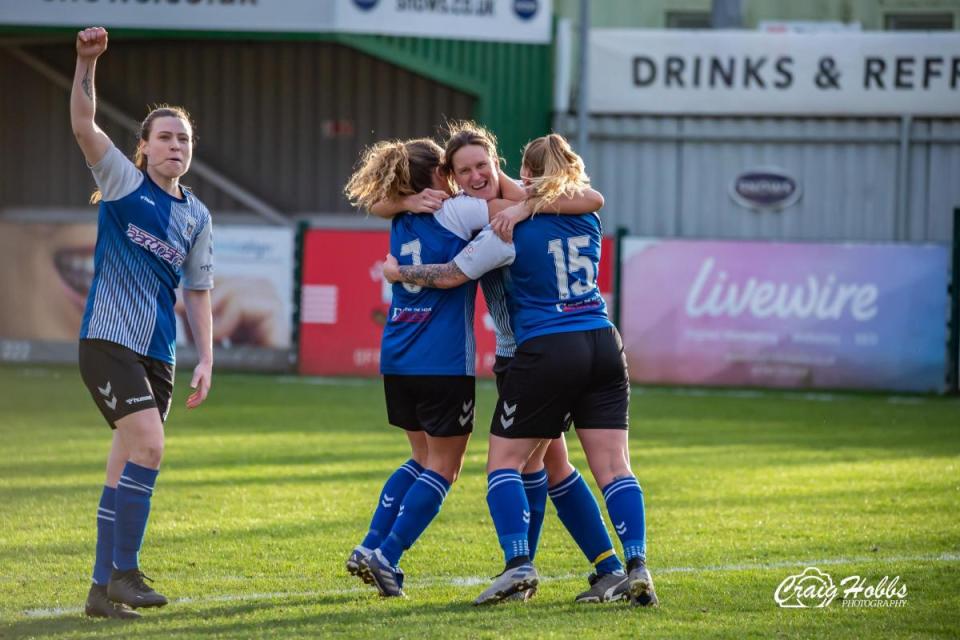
[521,133,591,214]
[345,138,443,211]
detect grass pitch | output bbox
[0,364,958,639]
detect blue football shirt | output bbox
[80,145,214,365]
[380,194,489,376]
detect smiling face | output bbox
[140,115,193,181]
[449,143,499,201]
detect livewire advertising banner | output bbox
[0,0,551,44]
[0,221,294,369]
[589,30,960,116]
[620,238,949,392]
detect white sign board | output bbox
[0,0,551,44]
[589,30,960,116]
[338,0,551,44]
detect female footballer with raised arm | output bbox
[71,26,214,619]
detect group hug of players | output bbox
[70,26,656,620]
[343,122,657,606]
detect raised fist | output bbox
[76,27,108,59]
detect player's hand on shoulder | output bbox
[490,203,529,243]
[405,189,448,213]
[76,27,108,59]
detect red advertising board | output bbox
[298,229,615,377]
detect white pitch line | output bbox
[19,552,959,619]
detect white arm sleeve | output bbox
[181,216,214,290]
[89,144,144,201]
[453,227,516,280]
[434,195,489,241]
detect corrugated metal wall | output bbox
[0,39,474,214]
[555,114,960,243]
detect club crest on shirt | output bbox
[126,223,186,268]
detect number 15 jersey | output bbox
[507,212,611,346]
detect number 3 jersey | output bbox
[380,194,489,376]
[455,213,611,347]
[80,144,214,365]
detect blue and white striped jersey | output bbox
[380,194,488,376]
[80,145,214,365]
[453,227,517,358]
[478,268,516,358]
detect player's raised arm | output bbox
[71,27,113,166]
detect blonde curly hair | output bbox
[344,138,443,211]
[521,133,591,214]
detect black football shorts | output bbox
[490,327,629,439]
[78,339,174,429]
[383,374,475,437]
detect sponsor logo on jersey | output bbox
[127,223,186,268]
[556,292,604,313]
[140,195,156,206]
[390,307,432,323]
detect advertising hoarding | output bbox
[298,229,615,378]
[0,0,551,44]
[620,238,949,392]
[590,30,960,116]
[0,221,294,368]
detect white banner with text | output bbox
[0,0,551,44]
[589,29,960,116]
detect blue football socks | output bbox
[92,485,116,584]
[486,469,531,564]
[521,469,548,560]
[602,475,647,563]
[378,469,450,567]
[361,459,424,549]
[113,462,159,571]
[549,469,624,575]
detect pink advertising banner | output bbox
[621,238,949,392]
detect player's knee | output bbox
[433,459,463,484]
[130,442,164,469]
[544,458,575,484]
